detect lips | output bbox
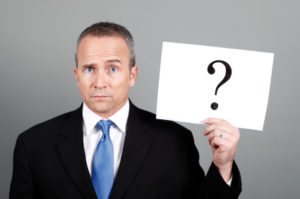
[91,95,110,98]
[90,91,113,98]
[90,93,113,99]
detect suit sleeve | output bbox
[182,130,242,199]
[10,134,35,199]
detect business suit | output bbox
[10,102,241,199]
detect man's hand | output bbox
[203,118,240,182]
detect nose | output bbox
[93,69,108,89]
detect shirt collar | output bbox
[82,100,129,135]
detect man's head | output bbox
[75,22,136,68]
[74,22,138,118]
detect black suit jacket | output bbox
[10,102,241,199]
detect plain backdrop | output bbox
[1,0,299,198]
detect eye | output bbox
[109,66,118,73]
[86,66,94,72]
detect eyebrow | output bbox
[105,59,122,64]
[81,63,95,69]
[80,59,122,68]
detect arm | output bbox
[203,118,240,182]
[182,125,241,199]
[10,134,35,199]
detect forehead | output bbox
[77,35,130,65]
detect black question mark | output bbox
[207,60,232,110]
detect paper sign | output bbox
[156,42,274,131]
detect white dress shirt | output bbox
[82,100,129,177]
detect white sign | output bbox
[156,42,274,131]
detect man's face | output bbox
[74,35,137,118]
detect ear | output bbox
[129,66,138,87]
[73,67,79,86]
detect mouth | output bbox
[90,91,113,100]
[91,95,110,99]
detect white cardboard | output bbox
[156,42,274,131]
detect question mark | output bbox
[207,60,232,110]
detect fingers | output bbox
[207,130,229,145]
[203,117,240,152]
[203,123,230,136]
[209,131,232,151]
[202,118,240,173]
[203,118,239,137]
[204,118,226,125]
[211,137,227,152]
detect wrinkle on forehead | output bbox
[77,35,130,67]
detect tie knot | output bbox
[97,120,113,136]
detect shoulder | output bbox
[19,106,81,140]
[130,103,198,158]
[130,103,193,139]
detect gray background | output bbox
[1,0,299,198]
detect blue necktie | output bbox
[92,120,114,199]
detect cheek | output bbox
[78,78,92,94]
[113,78,130,94]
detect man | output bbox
[10,22,241,199]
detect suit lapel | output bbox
[110,102,153,199]
[56,106,98,199]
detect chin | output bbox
[90,103,112,114]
